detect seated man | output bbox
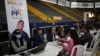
[79,27,93,47]
[31,27,47,47]
[12,20,29,42]
[10,29,27,54]
[11,20,30,49]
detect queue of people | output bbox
[10,20,100,56]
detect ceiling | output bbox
[30,0,100,2]
[69,0,100,2]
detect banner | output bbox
[5,0,30,37]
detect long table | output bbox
[5,42,62,56]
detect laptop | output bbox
[28,43,47,54]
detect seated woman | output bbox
[58,29,80,56]
[10,29,27,54]
[57,26,66,38]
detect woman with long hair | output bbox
[58,29,80,56]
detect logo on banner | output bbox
[7,0,16,5]
[7,0,22,6]
[11,9,23,19]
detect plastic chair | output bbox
[89,33,100,48]
[84,39,100,56]
[83,33,100,56]
[83,43,89,56]
[70,45,84,56]
[84,42,88,51]
[91,39,100,56]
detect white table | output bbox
[5,42,62,56]
[30,42,62,56]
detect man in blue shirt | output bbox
[31,27,47,47]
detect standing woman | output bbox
[10,29,27,54]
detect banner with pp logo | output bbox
[5,0,30,37]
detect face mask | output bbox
[16,34,21,39]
